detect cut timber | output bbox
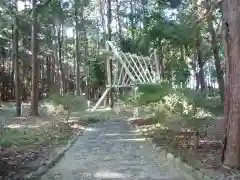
[91,88,110,112]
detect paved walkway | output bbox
[41,119,195,180]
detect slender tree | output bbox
[107,0,113,108]
[12,0,21,116]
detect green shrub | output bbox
[136,82,172,105]
[122,82,223,129]
[47,93,87,111]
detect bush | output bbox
[39,93,87,119]
[123,82,222,129]
[47,93,87,111]
[136,82,172,105]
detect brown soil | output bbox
[130,117,236,179]
[0,146,50,179]
[0,115,86,180]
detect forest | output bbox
[0,0,240,179]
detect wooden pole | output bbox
[91,88,110,112]
[154,49,161,82]
[106,43,114,108]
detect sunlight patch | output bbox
[85,127,98,132]
[6,124,40,129]
[70,124,85,130]
[131,129,141,133]
[115,138,146,142]
[104,133,119,136]
[94,171,126,178]
[64,118,79,123]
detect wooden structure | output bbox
[91,41,161,112]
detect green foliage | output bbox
[89,56,105,87]
[47,93,87,111]
[170,57,191,85]
[136,82,172,105]
[123,83,223,129]
[0,123,72,148]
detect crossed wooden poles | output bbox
[91,41,161,112]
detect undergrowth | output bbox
[0,93,88,149]
[0,123,72,149]
[122,82,223,130]
[126,83,227,179]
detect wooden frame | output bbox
[91,41,161,112]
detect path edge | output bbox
[24,131,82,180]
[126,119,214,180]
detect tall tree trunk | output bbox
[196,28,206,91]
[222,0,240,169]
[83,30,90,101]
[141,0,148,28]
[79,2,87,96]
[130,0,134,40]
[57,25,65,95]
[75,0,81,96]
[12,1,21,116]
[30,0,39,116]
[206,0,224,102]
[107,0,113,108]
[46,56,51,95]
[116,0,122,37]
[100,0,106,42]
[99,0,108,106]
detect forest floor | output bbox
[130,98,240,180]
[0,103,116,180]
[1,98,236,179]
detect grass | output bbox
[0,104,129,149]
[0,95,86,149]
[0,121,73,149]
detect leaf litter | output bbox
[0,115,86,180]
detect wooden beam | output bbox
[154,49,161,81]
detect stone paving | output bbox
[41,118,195,180]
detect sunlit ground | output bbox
[114,138,146,142]
[94,171,126,179]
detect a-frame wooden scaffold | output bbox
[91,41,161,112]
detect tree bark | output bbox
[222,0,240,169]
[206,0,224,102]
[107,0,113,108]
[74,0,81,96]
[30,0,39,116]
[196,28,206,91]
[57,25,66,95]
[116,0,122,36]
[12,1,21,116]
[46,56,51,95]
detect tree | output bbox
[30,0,39,116]
[107,0,113,108]
[206,0,224,101]
[12,0,21,116]
[30,0,52,116]
[222,0,240,169]
[74,0,81,96]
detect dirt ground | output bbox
[130,117,240,179]
[0,112,86,179]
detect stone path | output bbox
[41,119,195,180]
